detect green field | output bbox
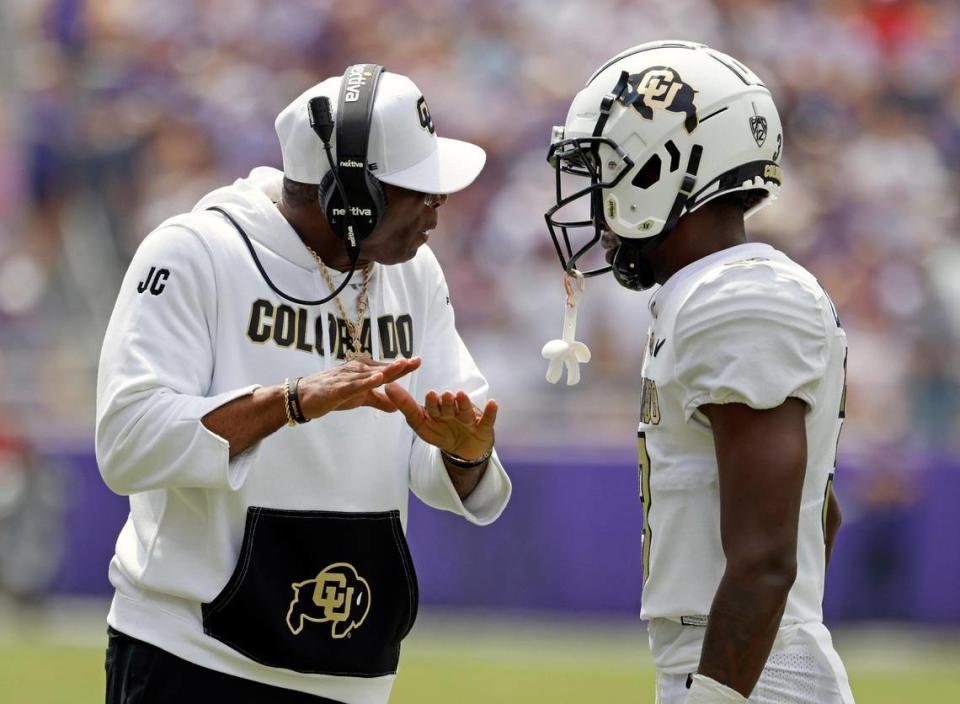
[2,601,959,703]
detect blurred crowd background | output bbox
[0,0,959,623]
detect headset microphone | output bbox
[308,95,335,144]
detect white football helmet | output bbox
[545,40,783,290]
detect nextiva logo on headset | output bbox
[331,205,374,218]
[309,64,387,256]
[343,64,371,103]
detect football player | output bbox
[543,41,854,704]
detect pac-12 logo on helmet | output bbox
[626,67,699,133]
[749,104,768,147]
[286,562,371,638]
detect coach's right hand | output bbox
[298,356,421,418]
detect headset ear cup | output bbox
[319,170,342,237]
[319,170,336,210]
[320,169,383,242]
[367,175,387,231]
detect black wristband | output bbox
[286,376,309,424]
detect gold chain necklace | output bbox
[308,247,373,362]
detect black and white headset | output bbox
[313,63,387,261]
[210,63,387,306]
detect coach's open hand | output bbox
[299,356,422,418]
[385,384,497,462]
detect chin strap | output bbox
[542,270,592,386]
[612,235,662,291]
[664,143,703,233]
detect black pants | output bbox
[105,627,345,703]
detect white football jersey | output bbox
[637,242,847,673]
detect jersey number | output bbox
[638,431,653,585]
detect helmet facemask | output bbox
[545,119,705,291]
[544,131,635,279]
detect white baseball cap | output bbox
[275,71,486,194]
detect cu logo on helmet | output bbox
[286,562,371,639]
[627,67,699,134]
[416,96,435,134]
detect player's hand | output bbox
[384,384,497,461]
[298,356,422,419]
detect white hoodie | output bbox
[96,167,511,703]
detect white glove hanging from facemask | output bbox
[542,271,591,386]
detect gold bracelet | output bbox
[283,378,297,427]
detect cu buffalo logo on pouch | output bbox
[627,67,699,133]
[416,95,435,134]
[286,563,371,639]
